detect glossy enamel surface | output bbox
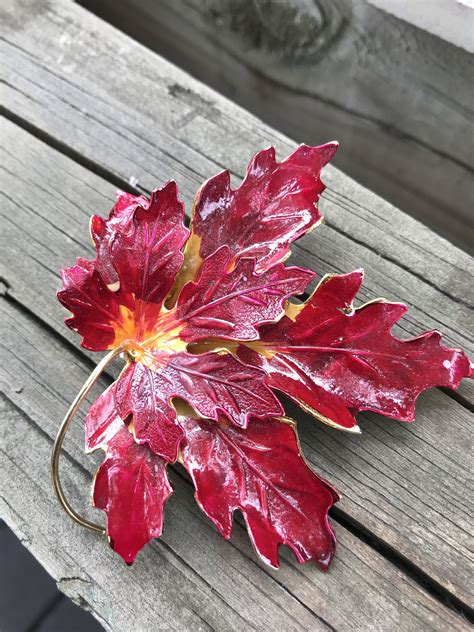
[85,382,125,452]
[179,415,338,570]
[90,190,149,287]
[177,245,313,341]
[114,351,281,460]
[190,143,338,274]
[59,181,188,351]
[93,426,172,565]
[240,271,472,431]
[57,143,472,565]
[115,362,183,462]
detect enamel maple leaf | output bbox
[58,143,471,567]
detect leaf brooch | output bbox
[54,144,472,567]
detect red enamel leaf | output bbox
[93,426,172,564]
[239,271,472,431]
[58,258,127,351]
[179,415,338,569]
[116,351,282,437]
[86,379,173,563]
[85,381,125,452]
[58,182,188,350]
[90,190,148,287]
[176,246,314,341]
[166,352,282,426]
[115,362,183,462]
[107,181,188,306]
[189,143,338,274]
[57,142,472,570]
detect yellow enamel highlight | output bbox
[144,324,187,354]
[111,302,187,362]
[190,339,277,360]
[295,397,361,434]
[116,305,139,341]
[112,304,157,353]
[187,339,240,356]
[284,301,304,321]
[244,340,276,359]
[183,232,203,276]
[167,232,203,306]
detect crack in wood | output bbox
[0,106,140,197]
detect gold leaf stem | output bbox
[50,344,126,534]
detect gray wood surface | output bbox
[77,0,474,252]
[0,0,473,628]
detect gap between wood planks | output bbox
[2,285,473,624]
[1,105,471,416]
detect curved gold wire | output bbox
[51,344,126,534]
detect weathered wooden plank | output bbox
[0,117,472,607]
[1,1,473,408]
[1,300,469,632]
[368,0,474,51]
[77,0,474,251]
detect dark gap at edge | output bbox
[25,593,65,632]
[440,386,474,412]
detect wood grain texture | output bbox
[0,114,472,608]
[77,0,474,251]
[1,0,473,407]
[1,300,470,632]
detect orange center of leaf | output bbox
[112,302,186,361]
